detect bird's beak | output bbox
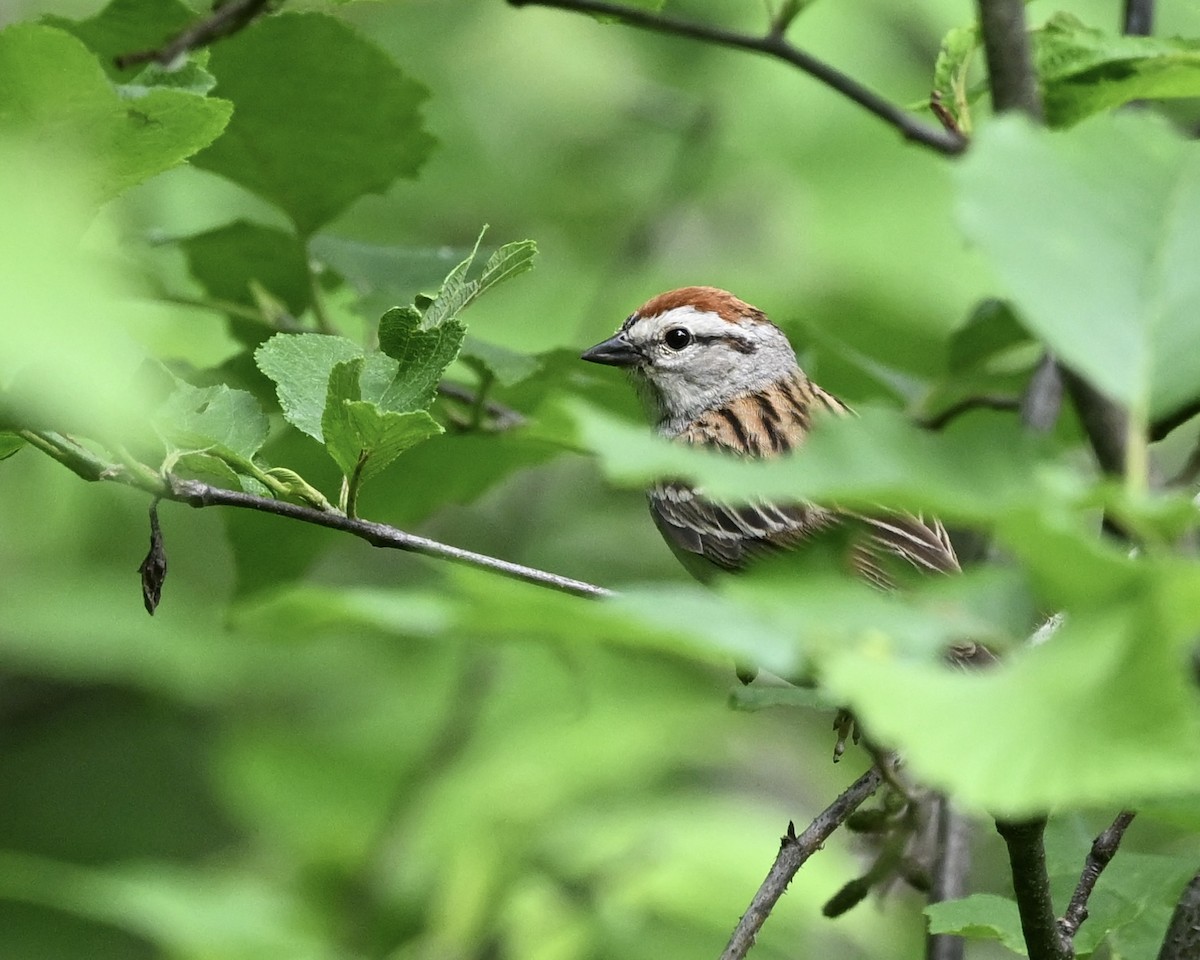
[581,332,642,367]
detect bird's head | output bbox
[581,286,799,427]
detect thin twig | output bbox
[115,0,274,69]
[1062,370,1128,477]
[19,430,611,600]
[718,765,884,960]
[436,381,526,430]
[995,817,1070,960]
[1058,811,1136,944]
[921,395,1020,431]
[1156,868,1200,960]
[926,797,970,960]
[508,0,966,156]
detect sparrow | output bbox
[580,286,961,587]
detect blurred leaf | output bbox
[155,381,268,461]
[460,336,542,387]
[44,0,196,79]
[0,433,25,460]
[821,570,1200,815]
[0,24,231,206]
[192,13,434,235]
[946,299,1032,374]
[308,235,468,319]
[255,333,363,440]
[569,400,1057,523]
[178,220,311,318]
[958,113,1200,421]
[377,308,466,411]
[421,235,537,329]
[1036,14,1200,127]
[321,359,442,480]
[925,894,1024,952]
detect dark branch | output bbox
[927,797,971,960]
[719,765,884,960]
[1151,398,1200,442]
[1124,0,1155,37]
[507,0,966,156]
[114,0,273,69]
[19,430,612,600]
[921,395,1020,431]
[1062,370,1128,477]
[996,817,1070,960]
[1157,868,1200,960]
[1020,354,1064,433]
[975,0,1044,119]
[1058,811,1136,944]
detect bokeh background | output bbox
[3,0,1199,957]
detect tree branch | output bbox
[507,0,966,156]
[1157,868,1200,960]
[921,395,1020,431]
[114,0,274,69]
[975,0,1043,119]
[1058,811,1136,945]
[718,765,884,960]
[19,430,612,600]
[995,817,1070,960]
[927,797,970,960]
[1124,0,1155,37]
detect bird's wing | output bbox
[648,482,834,571]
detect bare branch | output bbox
[718,765,883,960]
[1124,0,1155,37]
[507,0,966,156]
[927,797,971,960]
[19,430,612,600]
[1058,811,1136,944]
[995,817,1070,960]
[975,0,1043,119]
[1062,370,1128,477]
[115,0,274,69]
[1157,868,1200,960]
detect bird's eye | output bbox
[664,328,692,350]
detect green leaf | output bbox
[931,24,978,134]
[958,112,1200,421]
[377,308,466,411]
[307,236,469,321]
[321,359,443,480]
[0,432,26,461]
[460,336,542,387]
[421,235,537,330]
[45,0,196,79]
[155,381,269,461]
[0,24,231,205]
[821,570,1200,815]
[178,220,311,319]
[569,401,1055,524]
[1035,13,1200,128]
[925,894,1025,953]
[254,333,363,441]
[191,13,435,235]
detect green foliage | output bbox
[958,112,1200,424]
[191,12,435,235]
[4,0,1200,958]
[926,894,1026,953]
[0,23,230,205]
